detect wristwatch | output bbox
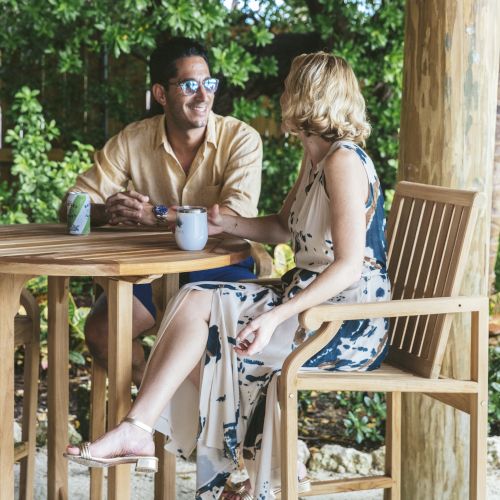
[152,204,169,224]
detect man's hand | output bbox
[105,190,156,226]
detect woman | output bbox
[65,52,390,499]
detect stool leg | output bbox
[384,391,401,500]
[19,338,40,500]
[154,434,176,500]
[90,360,107,500]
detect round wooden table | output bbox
[0,223,250,500]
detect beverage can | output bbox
[67,191,91,235]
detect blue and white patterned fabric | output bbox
[152,140,390,499]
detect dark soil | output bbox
[297,392,382,453]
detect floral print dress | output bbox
[152,140,390,499]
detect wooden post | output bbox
[154,274,179,500]
[107,278,133,500]
[0,275,31,500]
[398,1,500,498]
[47,276,70,500]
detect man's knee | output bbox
[84,299,109,359]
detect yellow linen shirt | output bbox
[67,112,262,217]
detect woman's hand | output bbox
[235,309,283,356]
[207,204,225,235]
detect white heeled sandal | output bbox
[63,416,158,473]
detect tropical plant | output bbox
[338,391,386,445]
[0,87,93,223]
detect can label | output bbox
[67,191,91,235]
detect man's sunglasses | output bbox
[169,78,220,96]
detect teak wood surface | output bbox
[0,223,250,500]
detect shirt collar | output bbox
[155,112,218,151]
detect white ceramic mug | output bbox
[175,206,208,251]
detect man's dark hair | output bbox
[150,37,210,86]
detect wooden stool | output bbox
[14,289,40,500]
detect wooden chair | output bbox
[14,288,40,500]
[88,243,273,499]
[278,181,488,499]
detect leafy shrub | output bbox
[24,276,92,370]
[489,346,500,434]
[0,87,93,223]
[337,391,386,445]
[298,390,386,448]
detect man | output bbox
[61,37,262,385]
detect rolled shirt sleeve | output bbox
[219,126,262,217]
[65,132,130,203]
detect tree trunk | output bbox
[398,1,499,498]
[489,68,500,294]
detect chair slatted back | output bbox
[385,181,482,378]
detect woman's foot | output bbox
[220,461,307,500]
[66,420,155,460]
[221,478,252,500]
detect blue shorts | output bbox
[133,256,256,319]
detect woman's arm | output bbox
[235,148,369,355]
[208,155,308,244]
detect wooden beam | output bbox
[398,1,500,498]
[300,476,395,495]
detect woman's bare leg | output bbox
[66,289,213,458]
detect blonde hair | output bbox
[280,52,370,145]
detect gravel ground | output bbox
[15,447,500,499]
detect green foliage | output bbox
[0,1,227,72]
[260,135,303,215]
[212,42,260,88]
[272,243,296,277]
[0,0,273,145]
[308,0,405,189]
[232,96,271,123]
[383,188,395,214]
[495,243,500,292]
[0,87,93,223]
[298,389,386,447]
[489,347,500,434]
[337,391,386,445]
[26,276,92,369]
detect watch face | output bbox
[154,205,168,219]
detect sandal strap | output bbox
[80,442,92,460]
[124,416,155,435]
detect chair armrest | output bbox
[299,296,488,330]
[249,242,273,278]
[20,288,40,324]
[279,296,487,384]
